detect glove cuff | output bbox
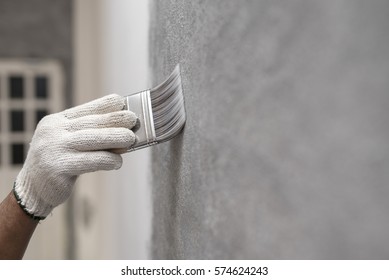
[13,183,47,221]
[14,171,53,220]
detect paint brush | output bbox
[125,64,186,151]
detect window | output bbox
[36,109,48,126]
[10,110,25,132]
[0,59,64,167]
[11,143,24,165]
[35,76,48,99]
[9,76,24,99]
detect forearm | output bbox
[0,191,38,259]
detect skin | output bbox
[0,191,38,259]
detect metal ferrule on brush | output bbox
[124,64,185,152]
[125,90,157,151]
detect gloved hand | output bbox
[14,94,137,220]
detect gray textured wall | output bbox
[150,0,389,259]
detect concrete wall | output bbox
[150,0,389,259]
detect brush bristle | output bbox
[150,64,186,141]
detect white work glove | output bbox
[14,94,137,220]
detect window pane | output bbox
[35,76,48,99]
[11,143,24,165]
[36,109,48,126]
[10,110,24,132]
[9,76,24,99]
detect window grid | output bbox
[0,59,64,170]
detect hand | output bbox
[14,94,137,220]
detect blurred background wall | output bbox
[73,0,151,259]
[0,0,72,105]
[150,0,389,259]
[0,0,151,259]
[0,0,72,259]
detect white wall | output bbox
[73,0,151,259]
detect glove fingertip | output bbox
[127,130,137,147]
[127,111,138,128]
[105,93,126,111]
[113,155,123,170]
[116,110,138,129]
